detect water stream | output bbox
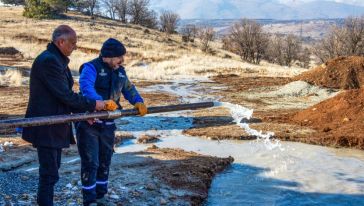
[114,78,364,205]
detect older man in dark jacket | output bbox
[22,25,105,206]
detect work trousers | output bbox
[36,147,62,206]
[76,121,116,206]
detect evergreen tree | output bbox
[45,0,71,13]
[23,0,71,19]
[23,0,54,19]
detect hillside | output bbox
[0,7,304,80]
[1,6,364,206]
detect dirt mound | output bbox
[295,56,364,89]
[266,81,337,97]
[290,88,364,149]
[0,47,22,57]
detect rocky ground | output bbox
[0,137,233,206]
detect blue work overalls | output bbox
[76,57,143,205]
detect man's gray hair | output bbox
[52,25,76,42]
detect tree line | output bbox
[222,16,363,67]
[1,0,181,33]
[2,0,363,67]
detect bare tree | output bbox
[159,10,180,34]
[181,24,198,42]
[74,0,99,17]
[314,16,364,62]
[102,0,118,19]
[299,47,311,68]
[266,34,309,67]
[128,0,157,28]
[313,27,347,62]
[283,34,301,66]
[115,0,128,23]
[225,19,268,64]
[143,9,158,29]
[198,27,215,52]
[266,35,285,65]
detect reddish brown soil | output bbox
[137,134,160,144]
[294,56,364,89]
[209,71,364,149]
[284,88,364,149]
[211,74,291,107]
[212,74,291,92]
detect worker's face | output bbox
[104,56,124,69]
[57,32,77,57]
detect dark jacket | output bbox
[22,43,96,148]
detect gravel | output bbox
[265,81,337,98]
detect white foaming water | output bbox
[216,101,283,151]
[115,79,364,206]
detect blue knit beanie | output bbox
[101,38,126,58]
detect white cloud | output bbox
[150,0,364,19]
[278,0,364,6]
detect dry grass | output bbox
[0,7,307,81]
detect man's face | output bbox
[104,56,124,69]
[57,33,77,57]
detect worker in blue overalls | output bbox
[76,38,147,206]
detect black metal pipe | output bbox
[0,102,215,128]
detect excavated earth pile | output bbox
[289,88,364,149]
[294,56,364,89]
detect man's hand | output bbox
[86,119,95,125]
[104,100,118,111]
[95,100,105,111]
[135,102,147,116]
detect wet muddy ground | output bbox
[0,74,235,205]
[0,52,362,205]
[0,137,233,205]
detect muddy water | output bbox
[115,78,364,205]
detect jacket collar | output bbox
[47,42,70,65]
[97,56,118,72]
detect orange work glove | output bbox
[104,100,118,111]
[135,102,148,116]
